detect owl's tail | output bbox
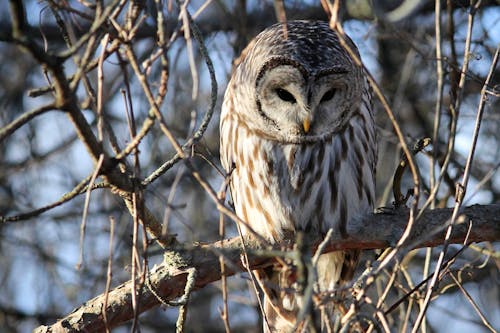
[256,250,359,332]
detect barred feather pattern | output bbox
[221,93,375,241]
[220,21,376,332]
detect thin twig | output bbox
[449,273,497,332]
[77,154,105,269]
[0,174,104,223]
[218,176,232,333]
[0,103,56,143]
[102,216,116,333]
[97,33,109,142]
[180,1,199,100]
[312,228,334,265]
[58,0,122,59]
[384,245,469,315]
[142,11,218,186]
[430,0,445,204]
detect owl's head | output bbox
[230,20,365,144]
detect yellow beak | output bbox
[303,117,311,134]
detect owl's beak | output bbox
[303,116,311,134]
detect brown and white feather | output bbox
[220,20,376,332]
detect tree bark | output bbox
[34,204,500,333]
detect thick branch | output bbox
[34,204,500,333]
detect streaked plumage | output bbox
[220,20,376,332]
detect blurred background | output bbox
[0,1,498,332]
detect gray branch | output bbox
[34,204,500,332]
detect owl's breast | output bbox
[224,113,375,243]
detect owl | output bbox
[220,20,376,332]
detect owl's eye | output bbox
[275,88,296,103]
[320,89,336,103]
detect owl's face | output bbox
[230,21,364,144]
[255,59,361,142]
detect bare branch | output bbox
[34,204,500,332]
[0,103,57,143]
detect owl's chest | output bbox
[266,143,326,195]
[235,135,336,228]
[229,119,375,240]
[223,103,375,240]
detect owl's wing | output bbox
[219,95,235,175]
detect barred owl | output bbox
[220,21,376,332]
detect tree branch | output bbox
[34,204,500,333]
